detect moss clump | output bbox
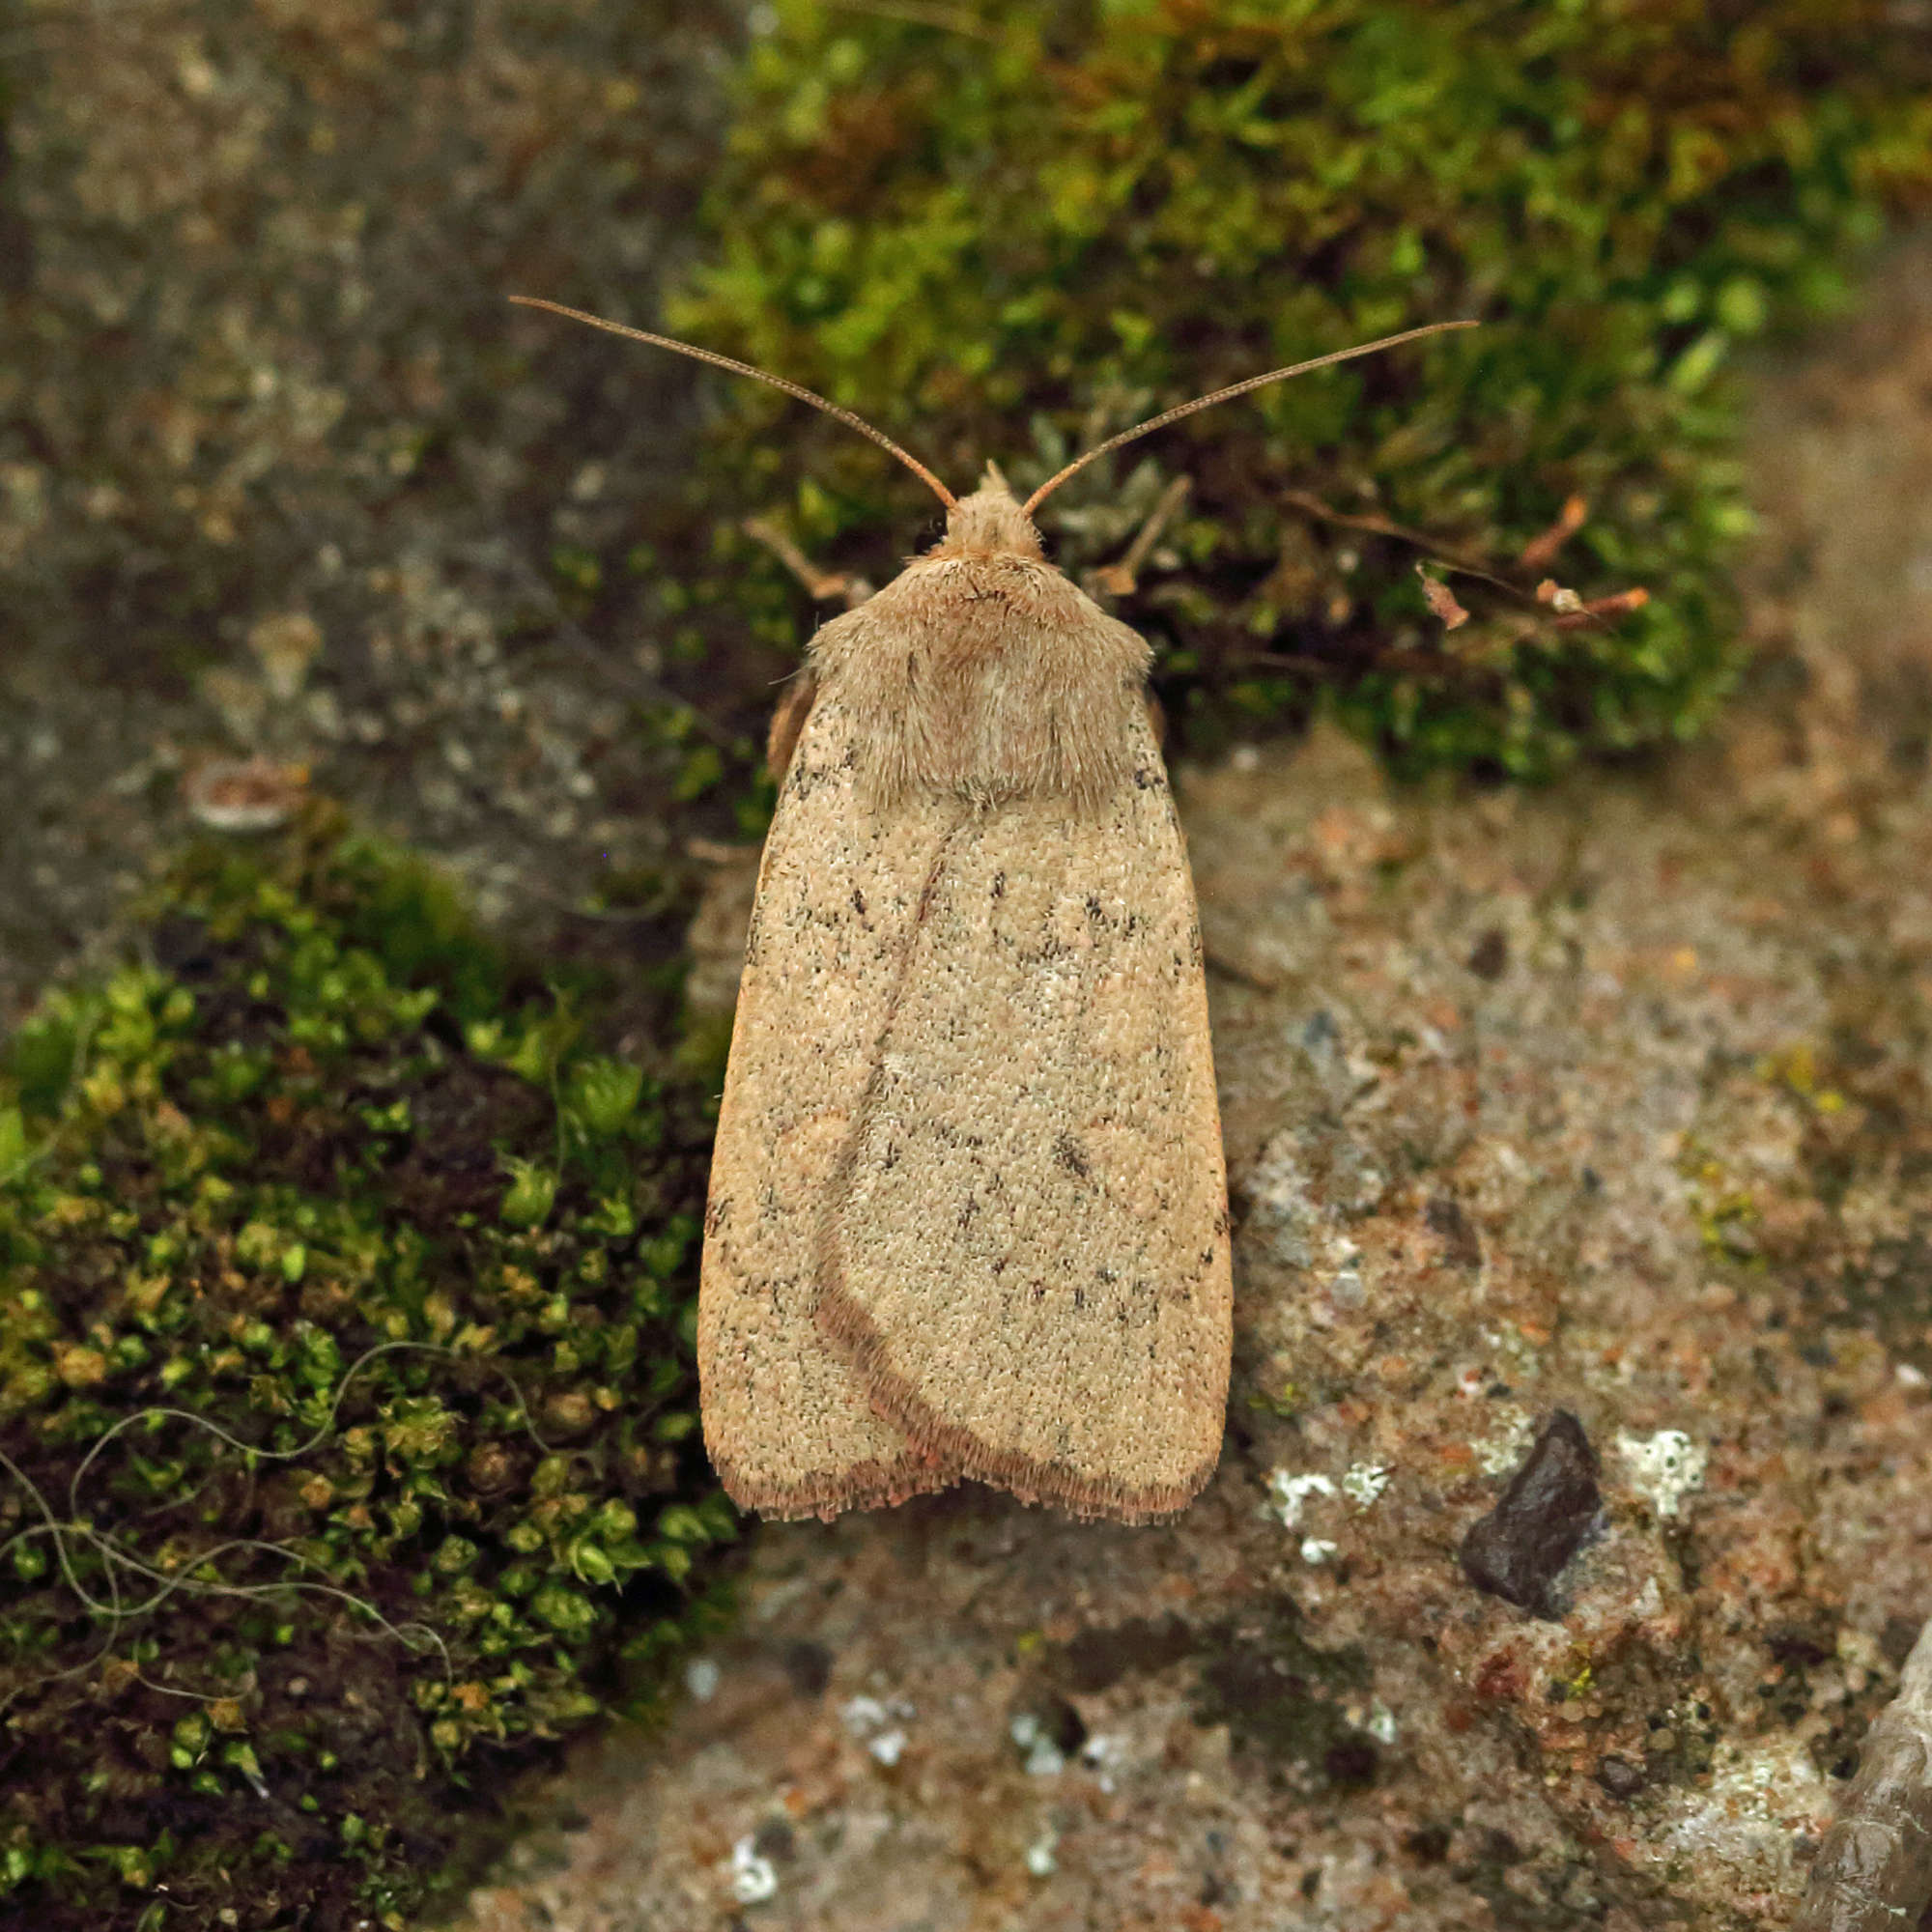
[667,0,1932,778]
[0,808,733,1932]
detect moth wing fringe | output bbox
[709,1442,960,1523]
[817,1286,1218,1523]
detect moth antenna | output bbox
[510,296,958,510]
[1021,319,1480,516]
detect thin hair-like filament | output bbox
[1022,319,1479,515]
[509,296,957,509]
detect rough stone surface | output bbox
[459,239,1932,1931]
[0,0,743,1030]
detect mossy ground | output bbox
[658,0,1932,780]
[0,809,734,1932]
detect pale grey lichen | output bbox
[1617,1429,1709,1519]
[729,1836,779,1905]
[1009,1712,1066,1777]
[841,1692,914,1767]
[1342,1463,1390,1509]
[1266,1469,1337,1528]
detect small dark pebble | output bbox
[1426,1195,1484,1269]
[1404,1823,1452,1863]
[1038,1690,1087,1755]
[1597,1755,1645,1799]
[1323,1736,1378,1789]
[1459,1410,1604,1620]
[1765,1624,1833,1669]
[1467,926,1510,980]
[780,1639,833,1698]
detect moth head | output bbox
[936,462,1042,561]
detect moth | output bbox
[513,297,1471,1523]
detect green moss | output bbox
[0,807,733,1932]
[668,0,1932,779]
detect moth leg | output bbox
[742,516,874,610]
[765,668,818,784]
[1085,474,1193,599]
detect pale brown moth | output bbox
[512,297,1474,1522]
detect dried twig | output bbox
[1086,475,1194,599]
[742,516,873,609]
[1519,493,1588,572]
[1280,487,1647,639]
[1416,565,1469,630]
[1279,488,1514,591]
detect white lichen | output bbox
[728,1836,778,1905]
[841,1692,915,1766]
[1080,1733,1128,1793]
[1024,1826,1059,1877]
[1617,1429,1708,1518]
[1009,1712,1066,1776]
[840,1694,887,1735]
[1342,1463,1390,1509]
[1266,1468,1336,1528]
[1473,1406,1538,1476]
[684,1658,720,1702]
[1300,1536,1339,1564]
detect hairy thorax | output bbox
[808,481,1153,813]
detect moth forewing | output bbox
[814,698,1232,1521]
[696,686,964,1519]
